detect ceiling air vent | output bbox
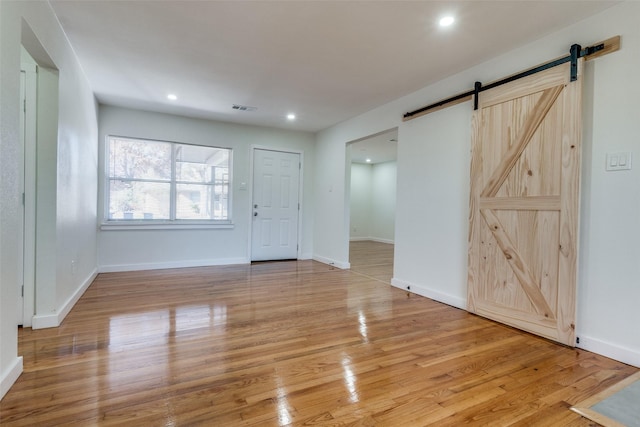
[232,104,258,112]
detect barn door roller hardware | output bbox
[403,36,620,121]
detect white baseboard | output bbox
[32,313,59,329]
[299,252,313,260]
[391,278,466,310]
[349,237,394,244]
[99,257,250,273]
[33,268,98,330]
[391,279,639,368]
[577,335,640,368]
[59,268,97,323]
[370,237,394,244]
[313,254,350,269]
[0,356,23,401]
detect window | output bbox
[106,136,231,223]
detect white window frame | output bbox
[102,135,233,230]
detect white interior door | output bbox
[251,149,300,261]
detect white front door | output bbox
[251,149,300,261]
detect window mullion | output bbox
[214,166,218,218]
[170,143,177,220]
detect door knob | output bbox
[254,212,258,216]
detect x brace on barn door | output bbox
[403,36,620,121]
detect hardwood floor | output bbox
[1,251,636,426]
[349,240,394,284]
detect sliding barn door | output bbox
[468,61,582,346]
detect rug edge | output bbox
[570,406,626,427]
[571,370,640,427]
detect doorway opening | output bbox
[19,23,60,328]
[345,128,398,283]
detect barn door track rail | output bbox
[403,36,620,121]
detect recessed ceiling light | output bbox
[439,16,455,27]
[366,158,372,163]
[167,94,178,101]
[287,113,296,120]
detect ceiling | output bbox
[350,129,398,165]
[49,1,617,133]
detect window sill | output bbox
[100,221,234,231]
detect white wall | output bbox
[314,1,640,367]
[0,1,98,399]
[394,106,470,308]
[98,105,315,271]
[370,161,396,243]
[349,162,396,243]
[349,163,372,240]
[33,66,59,321]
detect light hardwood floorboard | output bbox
[349,240,394,284]
[0,258,636,426]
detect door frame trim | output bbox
[248,146,304,262]
[21,63,37,328]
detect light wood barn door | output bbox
[468,61,582,346]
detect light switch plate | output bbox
[606,152,632,171]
